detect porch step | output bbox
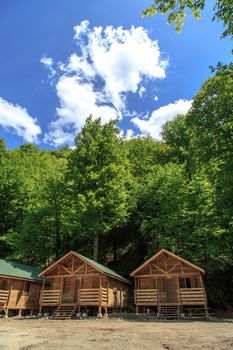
[50,305,77,320]
[158,306,180,319]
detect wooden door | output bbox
[73,279,80,303]
[62,278,79,303]
[165,278,178,303]
[158,278,166,303]
[158,277,179,304]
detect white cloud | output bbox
[41,56,53,67]
[125,129,134,139]
[74,20,90,40]
[40,56,56,79]
[154,96,159,101]
[44,76,118,146]
[85,24,167,110]
[0,98,41,142]
[67,54,95,78]
[132,99,192,139]
[139,87,146,98]
[43,21,168,146]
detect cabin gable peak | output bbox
[130,249,205,277]
[39,251,129,284]
[39,251,100,278]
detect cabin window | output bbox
[179,277,191,288]
[24,281,30,293]
[191,277,201,288]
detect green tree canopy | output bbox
[67,116,131,261]
[142,0,233,39]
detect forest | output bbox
[0,64,232,309]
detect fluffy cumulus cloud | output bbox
[44,21,168,146]
[132,99,192,139]
[44,76,118,145]
[0,98,41,142]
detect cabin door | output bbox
[62,278,80,304]
[165,278,178,303]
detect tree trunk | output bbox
[93,234,99,262]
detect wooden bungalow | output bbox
[39,251,129,318]
[130,249,208,318]
[0,259,43,317]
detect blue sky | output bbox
[0,0,231,149]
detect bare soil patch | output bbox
[0,317,233,350]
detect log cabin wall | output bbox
[0,259,43,316]
[39,251,129,315]
[131,249,208,313]
[0,276,42,315]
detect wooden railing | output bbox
[79,288,108,305]
[101,288,108,305]
[135,288,206,306]
[180,288,206,305]
[79,288,100,305]
[41,288,109,306]
[135,289,158,305]
[0,290,9,305]
[40,290,61,306]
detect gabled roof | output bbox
[130,249,205,277]
[0,259,43,282]
[39,251,129,284]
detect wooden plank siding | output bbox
[0,276,43,313]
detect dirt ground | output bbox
[0,317,233,350]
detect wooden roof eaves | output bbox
[130,249,205,277]
[0,274,43,283]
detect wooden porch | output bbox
[135,287,207,306]
[40,287,109,307]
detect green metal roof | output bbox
[77,253,129,284]
[0,259,43,282]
